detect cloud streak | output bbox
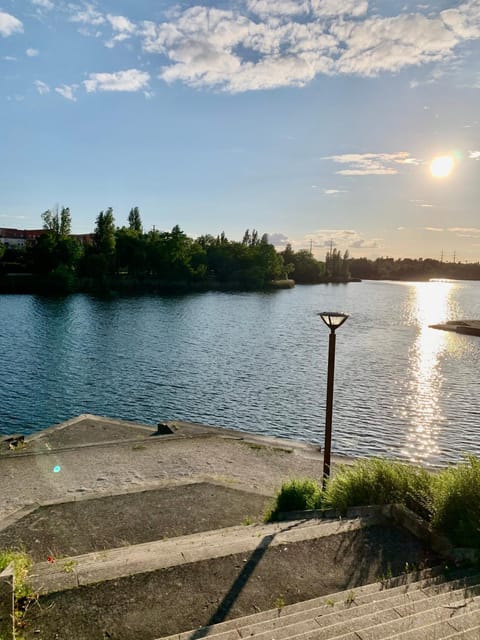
[324,152,421,175]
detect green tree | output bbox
[94,208,116,256]
[116,227,147,276]
[325,247,350,280]
[29,206,81,275]
[42,206,71,240]
[128,207,142,233]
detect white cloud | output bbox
[332,13,460,77]
[83,69,150,93]
[246,0,309,17]
[468,150,480,159]
[304,228,379,250]
[26,48,39,57]
[311,0,368,18]
[105,14,136,47]
[32,0,54,9]
[69,4,105,26]
[425,227,444,232]
[0,12,23,37]
[107,15,135,34]
[143,6,336,91]
[132,0,480,93]
[268,232,290,246]
[324,152,421,175]
[3,55,17,61]
[440,0,480,40]
[35,80,50,94]
[55,84,78,101]
[323,188,347,194]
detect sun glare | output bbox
[430,155,454,178]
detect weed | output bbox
[378,563,393,583]
[324,597,335,607]
[344,590,357,606]
[242,516,254,526]
[265,478,323,522]
[403,561,417,574]
[132,444,147,451]
[62,559,78,573]
[0,550,33,600]
[245,442,265,451]
[274,595,286,610]
[0,549,36,636]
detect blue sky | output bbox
[1,0,479,259]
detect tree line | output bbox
[2,206,479,293]
[0,207,293,293]
[348,256,480,281]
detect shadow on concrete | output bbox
[187,521,308,639]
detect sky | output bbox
[1,0,479,260]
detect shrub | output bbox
[322,458,433,517]
[431,456,480,548]
[265,478,322,521]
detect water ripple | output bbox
[1,283,479,465]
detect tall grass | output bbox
[267,457,480,549]
[322,458,433,518]
[431,456,480,547]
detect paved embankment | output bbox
[0,414,347,522]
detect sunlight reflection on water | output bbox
[402,282,453,464]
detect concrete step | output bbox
[330,593,480,640]
[233,575,480,640]
[310,583,480,640]
[387,612,480,639]
[156,567,470,640]
[28,515,380,595]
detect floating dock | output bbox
[429,319,480,336]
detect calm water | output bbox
[1,281,479,465]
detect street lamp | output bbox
[319,311,349,489]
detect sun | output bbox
[430,155,454,178]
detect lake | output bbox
[1,280,479,466]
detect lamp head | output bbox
[319,311,349,332]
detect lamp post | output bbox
[319,311,349,489]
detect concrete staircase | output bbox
[157,568,480,640]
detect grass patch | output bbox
[431,456,480,548]
[267,456,480,550]
[265,478,322,521]
[322,458,433,518]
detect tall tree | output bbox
[94,208,116,255]
[42,206,71,240]
[128,206,142,233]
